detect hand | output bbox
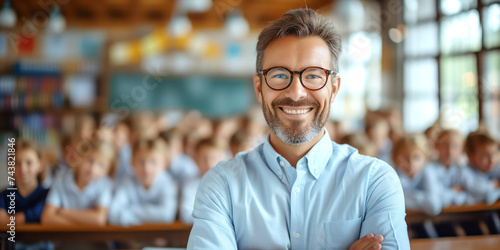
[349,233,384,250]
[493,179,500,189]
[452,185,463,193]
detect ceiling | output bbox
[6,0,337,30]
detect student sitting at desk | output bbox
[41,140,115,226]
[427,129,477,207]
[1,140,49,225]
[1,140,52,250]
[392,134,441,215]
[427,129,499,236]
[179,138,227,224]
[108,138,177,226]
[464,131,500,204]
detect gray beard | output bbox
[262,99,328,146]
[272,119,323,145]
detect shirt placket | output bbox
[290,159,307,249]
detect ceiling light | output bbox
[0,0,16,28]
[225,11,249,39]
[168,14,192,38]
[47,6,66,33]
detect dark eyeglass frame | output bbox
[258,66,337,91]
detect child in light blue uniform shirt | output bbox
[426,129,485,208]
[392,134,441,215]
[113,122,135,184]
[161,130,199,186]
[109,138,178,226]
[464,131,500,204]
[179,139,227,224]
[42,140,115,226]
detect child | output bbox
[340,132,377,157]
[179,139,227,224]
[392,134,441,215]
[41,140,115,226]
[365,117,392,164]
[113,121,135,183]
[427,129,477,208]
[161,129,199,186]
[464,131,500,204]
[229,130,254,157]
[1,140,49,225]
[1,141,52,250]
[108,138,178,226]
[425,123,442,160]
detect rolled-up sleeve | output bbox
[360,161,410,250]
[187,166,237,250]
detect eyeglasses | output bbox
[258,66,337,91]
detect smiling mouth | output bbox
[279,107,313,115]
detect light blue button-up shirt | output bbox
[187,129,410,249]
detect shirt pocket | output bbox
[324,217,362,250]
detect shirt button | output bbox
[295,233,301,238]
[314,170,319,175]
[279,161,285,167]
[294,187,300,193]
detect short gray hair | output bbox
[256,9,342,72]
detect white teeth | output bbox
[283,109,309,114]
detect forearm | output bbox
[58,208,107,226]
[0,209,10,225]
[41,210,74,226]
[0,210,27,225]
[120,204,177,225]
[14,212,26,225]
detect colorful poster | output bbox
[17,35,35,55]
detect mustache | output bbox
[271,97,319,108]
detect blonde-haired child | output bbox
[392,134,441,215]
[108,138,177,226]
[1,140,49,225]
[41,140,115,226]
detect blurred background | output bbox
[0,0,498,187]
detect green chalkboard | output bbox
[109,73,255,118]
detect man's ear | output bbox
[253,74,263,103]
[330,76,341,103]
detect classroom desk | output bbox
[0,221,192,247]
[410,235,500,250]
[406,201,500,224]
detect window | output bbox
[330,1,383,132]
[403,0,500,139]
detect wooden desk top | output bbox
[407,201,500,216]
[410,235,500,250]
[0,221,193,244]
[0,221,192,232]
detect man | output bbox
[187,9,410,249]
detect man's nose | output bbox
[283,74,308,101]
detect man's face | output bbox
[253,36,340,145]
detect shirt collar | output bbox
[304,129,333,179]
[262,128,333,180]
